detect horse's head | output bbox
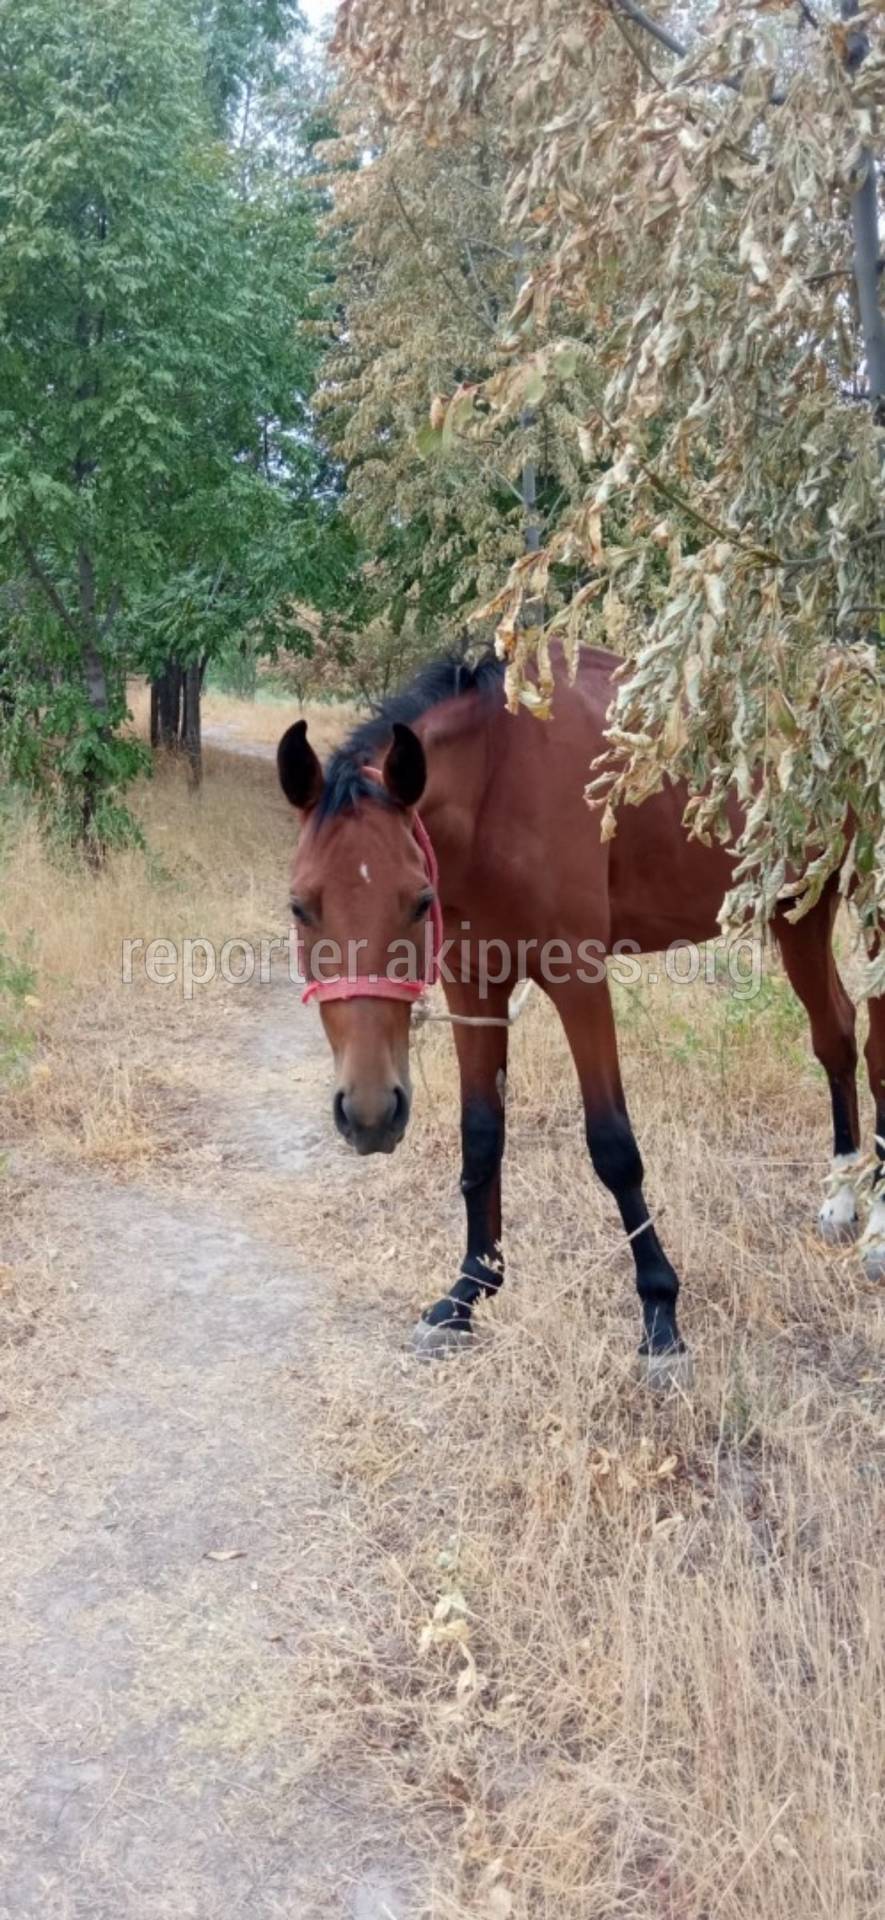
[277,718,434,1156]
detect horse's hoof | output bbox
[861,1243,885,1285]
[636,1346,695,1393]
[819,1156,862,1244]
[411,1316,474,1361]
[819,1191,860,1245]
[860,1197,885,1284]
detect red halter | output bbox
[296,776,444,1009]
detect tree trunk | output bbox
[81,633,107,852]
[150,656,203,783]
[181,661,202,787]
[150,660,183,749]
[78,547,111,860]
[841,1,885,418]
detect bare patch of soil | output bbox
[0,972,430,1920]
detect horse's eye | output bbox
[412,890,434,921]
[291,901,312,926]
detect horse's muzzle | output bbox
[333,1084,410,1155]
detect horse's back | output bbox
[495,645,735,954]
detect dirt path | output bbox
[1,903,425,1915]
[201,721,277,762]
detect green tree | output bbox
[0,0,320,842]
[135,127,323,770]
[144,1,337,764]
[196,0,304,131]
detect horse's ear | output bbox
[382,722,426,808]
[277,719,323,813]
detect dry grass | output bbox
[1,690,883,1917]
[272,972,885,1919]
[0,754,277,1165]
[126,674,358,754]
[0,684,357,1169]
[203,684,359,756]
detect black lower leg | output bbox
[874,1104,885,1204]
[424,1094,505,1333]
[829,1075,860,1159]
[586,1106,682,1354]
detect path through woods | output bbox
[0,737,427,1920]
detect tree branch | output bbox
[100,585,121,638]
[806,265,854,285]
[591,406,782,561]
[612,0,686,63]
[609,3,882,414]
[20,540,77,634]
[463,237,514,261]
[462,237,500,330]
[841,0,885,417]
[609,0,786,105]
[387,175,496,336]
[493,468,530,507]
[636,458,780,561]
[606,1,667,91]
[781,525,885,570]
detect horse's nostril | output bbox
[334,1085,408,1144]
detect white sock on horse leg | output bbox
[819,1152,861,1244]
[861,1191,885,1282]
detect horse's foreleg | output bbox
[774,890,861,1242]
[862,990,885,1282]
[549,979,689,1386]
[412,981,509,1357]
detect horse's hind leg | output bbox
[549,977,690,1388]
[774,884,861,1242]
[412,980,509,1358]
[862,987,885,1281]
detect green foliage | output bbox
[196,0,305,129]
[318,109,548,675]
[316,61,638,697]
[0,933,37,1084]
[0,0,329,840]
[612,952,810,1090]
[206,638,260,697]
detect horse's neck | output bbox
[415,697,499,897]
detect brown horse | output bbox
[278,646,885,1382]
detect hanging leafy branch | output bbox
[314,64,615,688]
[332,0,885,992]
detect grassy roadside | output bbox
[280,965,884,1919]
[1,683,883,1918]
[0,683,352,1169]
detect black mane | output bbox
[318,648,504,821]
